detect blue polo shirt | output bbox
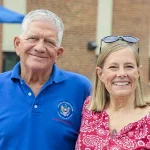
[0,62,92,150]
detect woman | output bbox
[76,36,150,150]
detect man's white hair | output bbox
[20,9,64,46]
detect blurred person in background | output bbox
[76,36,150,150]
[0,9,92,150]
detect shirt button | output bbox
[20,81,23,84]
[28,92,32,96]
[34,105,38,108]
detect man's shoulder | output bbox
[0,71,13,85]
[0,70,12,78]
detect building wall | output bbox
[2,0,26,52]
[112,0,150,95]
[96,0,113,55]
[0,0,26,72]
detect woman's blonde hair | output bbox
[89,40,147,112]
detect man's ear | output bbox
[14,37,21,56]
[96,67,104,82]
[56,46,64,59]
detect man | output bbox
[0,9,92,150]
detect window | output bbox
[3,52,20,72]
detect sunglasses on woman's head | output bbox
[99,36,139,53]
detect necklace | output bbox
[112,129,117,138]
[107,108,133,138]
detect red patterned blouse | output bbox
[75,97,150,150]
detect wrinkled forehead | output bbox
[29,19,58,30]
[24,20,58,37]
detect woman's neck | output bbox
[107,94,135,112]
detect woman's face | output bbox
[97,48,140,98]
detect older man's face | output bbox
[14,21,63,72]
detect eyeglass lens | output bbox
[122,36,138,43]
[102,36,119,43]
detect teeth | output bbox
[114,82,128,86]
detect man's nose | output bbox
[34,39,46,52]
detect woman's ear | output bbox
[137,65,142,77]
[96,67,104,82]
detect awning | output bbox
[0,5,24,24]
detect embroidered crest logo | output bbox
[58,101,73,119]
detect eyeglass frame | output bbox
[99,36,139,54]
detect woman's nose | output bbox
[116,68,127,78]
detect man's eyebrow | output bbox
[125,62,136,65]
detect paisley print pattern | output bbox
[75,97,150,150]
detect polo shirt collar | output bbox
[49,63,66,84]
[11,62,21,80]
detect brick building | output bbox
[0,0,150,95]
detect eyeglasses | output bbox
[99,36,139,53]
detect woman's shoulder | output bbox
[82,96,104,119]
[84,96,92,106]
[82,96,92,113]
